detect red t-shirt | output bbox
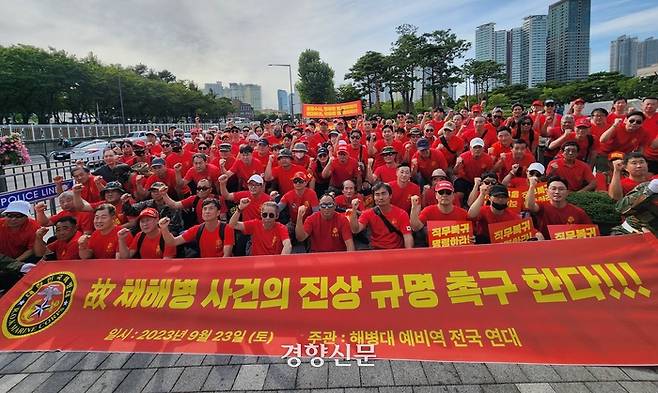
[165,151,194,174]
[89,201,127,225]
[374,165,398,183]
[346,144,368,165]
[500,152,535,178]
[47,231,81,260]
[181,223,235,258]
[621,174,658,195]
[181,194,227,224]
[546,158,595,191]
[489,142,512,162]
[233,191,272,221]
[358,206,411,249]
[475,206,521,237]
[430,119,444,132]
[418,205,469,224]
[0,218,40,258]
[309,132,330,150]
[433,134,465,167]
[184,164,221,184]
[229,158,265,186]
[50,210,93,233]
[388,181,421,212]
[272,164,310,195]
[145,169,178,193]
[458,152,494,182]
[535,202,592,238]
[413,149,448,181]
[88,226,128,259]
[373,140,404,168]
[281,188,319,222]
[328,157,360,188]
[642,113,658,161]
[460,125,497,148]
[241,220,289,256]
[554,133,599,161]
[335,194,365,211]
[80,176,103,204]
[303,212,353,252]
[129,232,177,258]
[605,125,651,154]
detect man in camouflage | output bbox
[611,179,658,236]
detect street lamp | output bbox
[268,64,294,120]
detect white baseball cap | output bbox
[3,200,32,217]
[248,174,264,184]
[528,162,546,175]
[648,178,658,194]
[470,137,485,148]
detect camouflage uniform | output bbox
[610,181,658,236]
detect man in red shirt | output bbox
[277,171,319,241]
[548,117,598,163]
[525,176,592,238]
[78,203,128,259]
[412,138,448,185]
[410,181,471,234]
[165,139,194,175]
[454,137,494,203]
[223,145,265,189]
[322,145,360,190]
[34,216,81,261]
[546,142,596,192]
[145,157,180,199]
[229,199,292,256]
[118,208,176,259]
[641,96,658,173]
[369,125,404,168]
[488,126,514,164]
[72,165,104,203]
[346,129,368,169]
[460,116,497,148]
[432,121,465,167]
[161,198,235,258]
[600,111,658,154]
[349,182,413,249]
[310,119,331,150]
[34,192,93,233]
[368,146,399,184]
[388,164,420,212]
[264,149,311,195]
[296,194,355,252]
[468,183,527,243]
[335,179,365,211]
[494,139,535,180]
[0,201,40,291]
[608,152,658,200]
[183,153,221,193]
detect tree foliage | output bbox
[295,49,336,104]
[335,83,363,103]
[0,44,235,124]
[462,59,506,101]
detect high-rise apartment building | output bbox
[610,36,658,76]
[277,89,289,113]
[523,15,548,87]
[546,0,591,82]
[202,81,263,110]
[475,23,496,61]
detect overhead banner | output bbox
[302,100,363,119]
[1,234,658,365]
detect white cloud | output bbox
[591,6,658,38]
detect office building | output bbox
[277,89,289,113]
[610,36,658,76]
[202,81,263,110]
[546,0,591,82]
[523,15,548,87]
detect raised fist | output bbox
[36,227,49,238]
[529,176,539,187]
[53,176,63,186]
[120,193,132,204]
[34,202,47,213]
[174,163,183,172]
[117,228,131,239]
[72,183,83,193]
[239,198,251,209]
[135,174,144,183]
[615,118,624,126]
[158,217,171,228]
[367,158,374,167]
[511,163,520,173]
[158,185,168,193]
[297,205,307,217]
[270,190,279,199]
[479,183,490,194]
[351,198,361,210]
[473,177,482,185]
[613,159,624,172]
[500,152,507,161]
[219,159,226,167]
[218,174,229,184]
[455,157,464,166]
[78,234,90,247]
[410,195,420,207]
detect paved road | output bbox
[0,352,657,393]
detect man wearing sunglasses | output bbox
[264,149,310,195]
[164,139,194,175]
[468,183,527,243]
[296,194,354,252]
[322,145,360,191]
[277,172,319,241]
[161,179,226,226]
[346,130,368,168]
[368,146,399,184]
[600,111,658,154]
[0,201,40,292]
[229,200,291,256]
[349,182,413,249]
[546,142,596,192]
[411,181,471,233]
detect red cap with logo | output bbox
[337,145,348,153]
[138,207,159,221]
[471,104,482,112]
[434,181,455,192]
[532,99,543,106]
[575,117,591,128]
[293,171,308,181]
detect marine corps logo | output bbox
[2,272,76,339]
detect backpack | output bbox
[184,222,227,258]
[133,232,166,259]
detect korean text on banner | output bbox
[548,224,600,240]
[427,220,473,248]
[488,218,535,243]
[302,101,363,119]
[1,234,658,365]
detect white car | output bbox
[69,140,111,165]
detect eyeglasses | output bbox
[292,178,305,184]
[198,146,208,150]
[563,149,578,154]
[196,186,210,191]
[436,190,453,196]
[483,179,497,185]
[319,202,335,209]
[261,212,276,219]
[4,213,24,218]
[529,170,542,177]
[135,150,145,155]
[628,118,643,124]
[350,135,361,139]
[382,153,396,157]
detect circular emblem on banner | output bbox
[2,272,76,339]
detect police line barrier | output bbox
[1,234,657,365]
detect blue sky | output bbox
[1,0,657,108]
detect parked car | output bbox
[111,130,149,144]
[50,139,108,162]
[68,140,111,165]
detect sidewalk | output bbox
[0,352,657,393]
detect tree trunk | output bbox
[421,68,425,107]
[389,89,394,110]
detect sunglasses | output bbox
[350,135,361,139]
[261,212,276,219]
[436,190,453,196]
[5,213,25,218]
[529,170,542,177]
[198,146,208,150]
[196,186,210,191]
[382,153,396,157]
[521,122,532,126]
[161,143,171,147]
[319,202,335,209]
[292,178,305,184]
[483,179,497,185]
[628,119,643,124]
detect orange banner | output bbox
[507,183,549,213]
[488,218,535,243]
[427,220,473,248]
[1,234,658,365]
[548,224,600,240]
[302,100,363,118]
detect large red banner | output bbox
[1,234,657,365]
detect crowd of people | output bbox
[1,97,658,292]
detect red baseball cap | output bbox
[608,151,625,162]
[138,207,159,221]
[293,171,307,181]
[532,99,543,106]
[575,117,591,128]
[133,140,146,149]
[471,104,482,112]
[337,145,348,153]
[434,181,454,192]
[573,98,585,104]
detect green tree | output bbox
[389,24,424,112]
[421,29,470,107]
[335,83,363,103]
[463,59,506,101]
[345,51,387,108]
[295,49,336,104]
